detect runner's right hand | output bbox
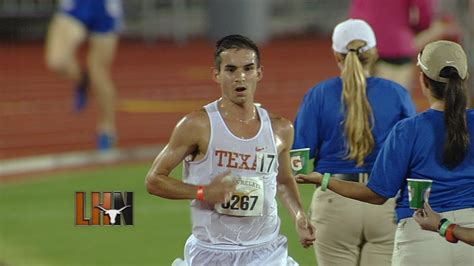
[202,170,237,204]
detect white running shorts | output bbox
[172,234,298,266]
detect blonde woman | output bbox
[293,19,416,266]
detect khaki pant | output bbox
[309,188,396,266]
[375,61,415,92]
[392,208,474,266]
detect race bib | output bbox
[255,152,276,174]
[215,176,264,217]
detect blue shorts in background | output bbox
[59,0,123,34]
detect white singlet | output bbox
[183,100,280,246]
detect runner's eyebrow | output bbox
[224,63,255,69]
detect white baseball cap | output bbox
[332,19,376,54]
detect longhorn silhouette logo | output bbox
[75,191,133,225]
[95,205,131,225]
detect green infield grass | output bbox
[0,162,317,265]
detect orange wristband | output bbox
[197,186,204,201]
[445,223,459,243]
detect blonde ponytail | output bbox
[341,40,377,166]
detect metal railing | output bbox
[0,0,57,18]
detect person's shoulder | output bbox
[369,77,413,102]
[268,112,292,127]
[393,110,433,133]
[304,77,341,99]
[181,108,207,121]
[319,76,341,85]
[185,108,208,119]
[176,108,209,131]
[386,116,415,144]
[415,109,443,122]
[311,77,341,91]
[267,111,293,135]
[369,77,409,93]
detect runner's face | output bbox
[213,48,262,105]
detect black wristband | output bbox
[438,218,448,231]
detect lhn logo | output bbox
[75,192,133,226]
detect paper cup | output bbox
[407,178,433,209]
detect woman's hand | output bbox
[294,172,323,185]
[413,202,442,232]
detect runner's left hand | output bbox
[295,212,316,248]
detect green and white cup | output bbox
[407,178,433,209]
[290,148,310,175]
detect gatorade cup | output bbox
[407,178,433,209]
[290,148,310,175]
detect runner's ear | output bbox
[211,67,220,84]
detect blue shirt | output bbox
[293,77,416,173]
[368,109,474,222]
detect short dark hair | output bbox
[214,34,260,70]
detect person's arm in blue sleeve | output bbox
[367,119,414,198]
[295,119,414,205]
[293,88,319,159]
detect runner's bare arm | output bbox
[145,110,235,203]
[271,115,315,247]
[272,117,305,219]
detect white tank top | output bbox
[183,100,280,245]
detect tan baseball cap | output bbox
[417,40,468,83]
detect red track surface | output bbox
[0,37,428,159]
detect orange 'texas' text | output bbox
[215,150,257,170]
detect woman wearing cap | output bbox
[296,40,474,265]
[293,19,416,266]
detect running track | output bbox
[0,37,428,159]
